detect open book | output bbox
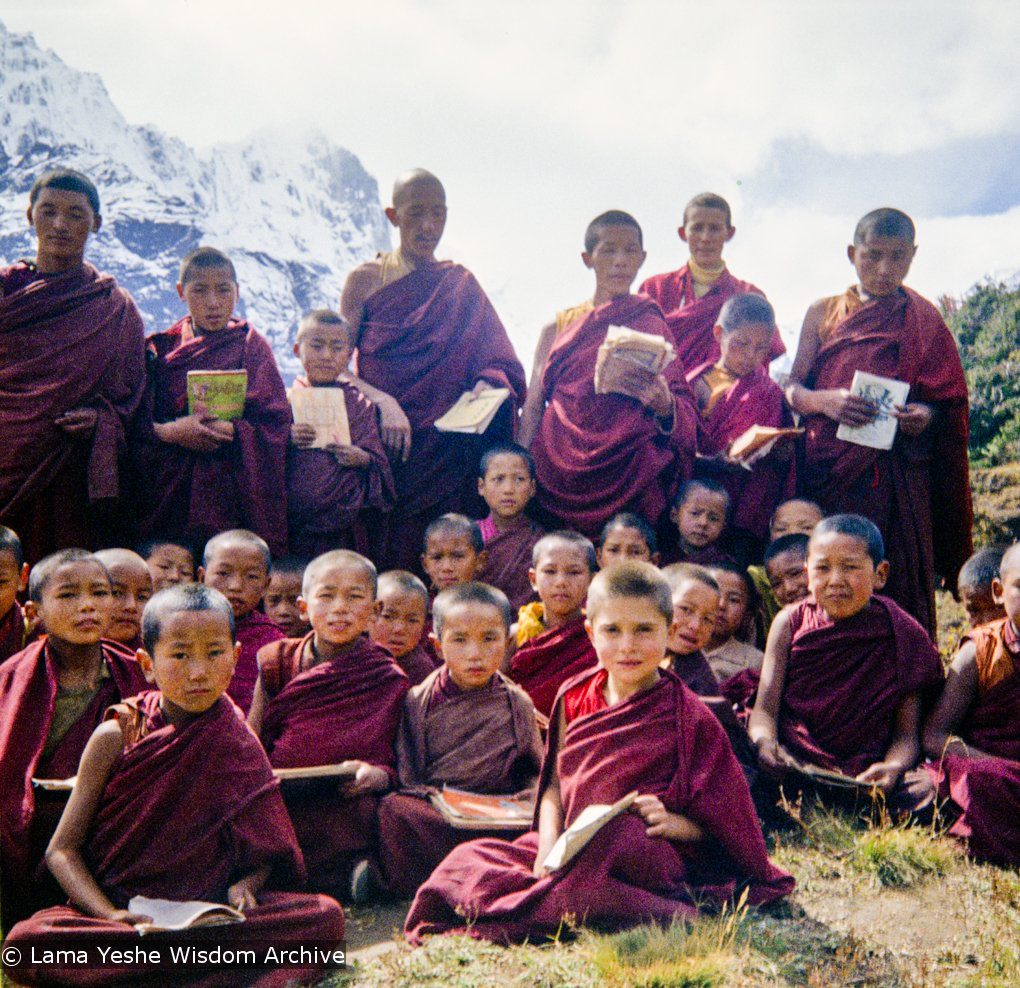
[784,758,877,793]
[728,425,804,466]
[835,371,910,451]
[289,386,352,447]
[434,388,511,434]
[128,895,244,935]
[594,326,676,397]
[272,763,360,781]
[541,790,637,872]
[429,786,533,830]
[186,370,248,421]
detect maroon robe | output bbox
[355,263,526,570]
[378,667,543,897]
[405,667,793,944]
[531,294,699,537]
[477,513,544,610]
[0,638,148,926]
[258,633,408,896]
[230,610,285,715]
[929,619,1020,865]
[639,266,783,371]
[3,691,343,988]
[134,317,290,556]
[286,376,395,559]
[689,361,795,542]
[799,287,971,636]
[0,262,146,564]
[0,600,27,665]
[390,641,441,686]
[780,596,943,776]
[508,614,598,718]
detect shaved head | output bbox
[1000,543,1020,580]
[392,169,445,207]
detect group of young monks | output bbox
[1,161,1014,988]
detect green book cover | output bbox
[186,370,248,421]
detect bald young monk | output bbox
[1,169,146,565]
[93,549,153,651]
[784,208,971,637]
[341,170,526,571]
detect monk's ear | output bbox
[18,563,29,594]
[196,566,206,583]
[873,560,890,590]
[384,206,399,228]
[297,596,309,620]
[712,323,724,342]
[176,281,186,302]
[92,212,102,235]
[991,577,1006,605]
[581,250,595,271]
[23,599,38,624]
[474,550,488,576]
[429,632,443,660]
[724,224,735,243]
[677,225,688,244]
[529,567,539,592]
[584,618,595,644]
[846,244,856,266]
[26,203,34,228]
[136,648,157,683]
[230,642,241,670]
[477,476,486,497]
[650,551,661,567]
[374,599,384,617]
[293,342,302,359]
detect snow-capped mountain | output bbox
[0,21,389,377]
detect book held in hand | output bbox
[429,786,533,831]
[434,388,511,434]
[835,371,910,451]
[728,425,804,467]
[541,790,638,872]
[289,387,352,447]
[32,776,76,792]
[594,326,676,398]
[186,370,248,421]
[128,895,244,935]
[272,762,360,781]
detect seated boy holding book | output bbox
[2,583,343,988]
[371,582,543,900]
[134,246,290,555]
[405,562,793,945]
[287,309,395,559]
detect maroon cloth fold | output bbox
[780,596,943,775]
[928,619,1020,864]
[799,288,972,635]
[508,615,598,718]
[134,317,290,556]
[477,514,544,610]
[639,266,784,370]
[0,638,148,923]
[531,294,699,537]
[405,667,793,944]
[391,641,441,686]
[4,690,343,988]
[0,600,27,665]
[0,262,146,564]
[286,377,395,558]
[669,649,722,698]
[258,634,408,893]
[231,610,285,714]
[355,263,526,569]
[688,361,796,541]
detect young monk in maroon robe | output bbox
[750,515,943,813]
[639,192,783,371]
[596,512,660,568]
[371,570,440,685]
[134,247,291,556]
[405,562,793,945]
[371,583,543,900]
[507,531,598,719]
[1,169,146,565]
[0,525,30,664]
[248,551,409,901]
[264,556,312,639]
[955,546,1007,630]
[688,293,795,560]
[664,478,735,566]
[3,584,343,988]
[784,208,971,637]
[340,169,526,572]
[138,536,195,593]
[94,549,153,652]
[525,210,699,538]
[922,542,1020,865]
[287,309,395,559]
[0,550,147,930]
[200,530,284,714]
[476,443,545,610]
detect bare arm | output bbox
[922,642,992,760]
[748,608,795,777]
[246,674,268,738]
[856,693,923,792]
[533,705,566,877]
[518,320,558,448]
[46,720,152,925]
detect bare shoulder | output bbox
[342,259,384,304]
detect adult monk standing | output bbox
[0,169,146,565]
[341,170,526,571]
[783,208,971,638]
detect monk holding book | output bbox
[784,208,971,636]
[340,169,525,571]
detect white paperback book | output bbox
[127,895,244,935]
[835,371,910,451]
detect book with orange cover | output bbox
[429,786,533,830]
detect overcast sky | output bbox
[4,0,1020,364]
